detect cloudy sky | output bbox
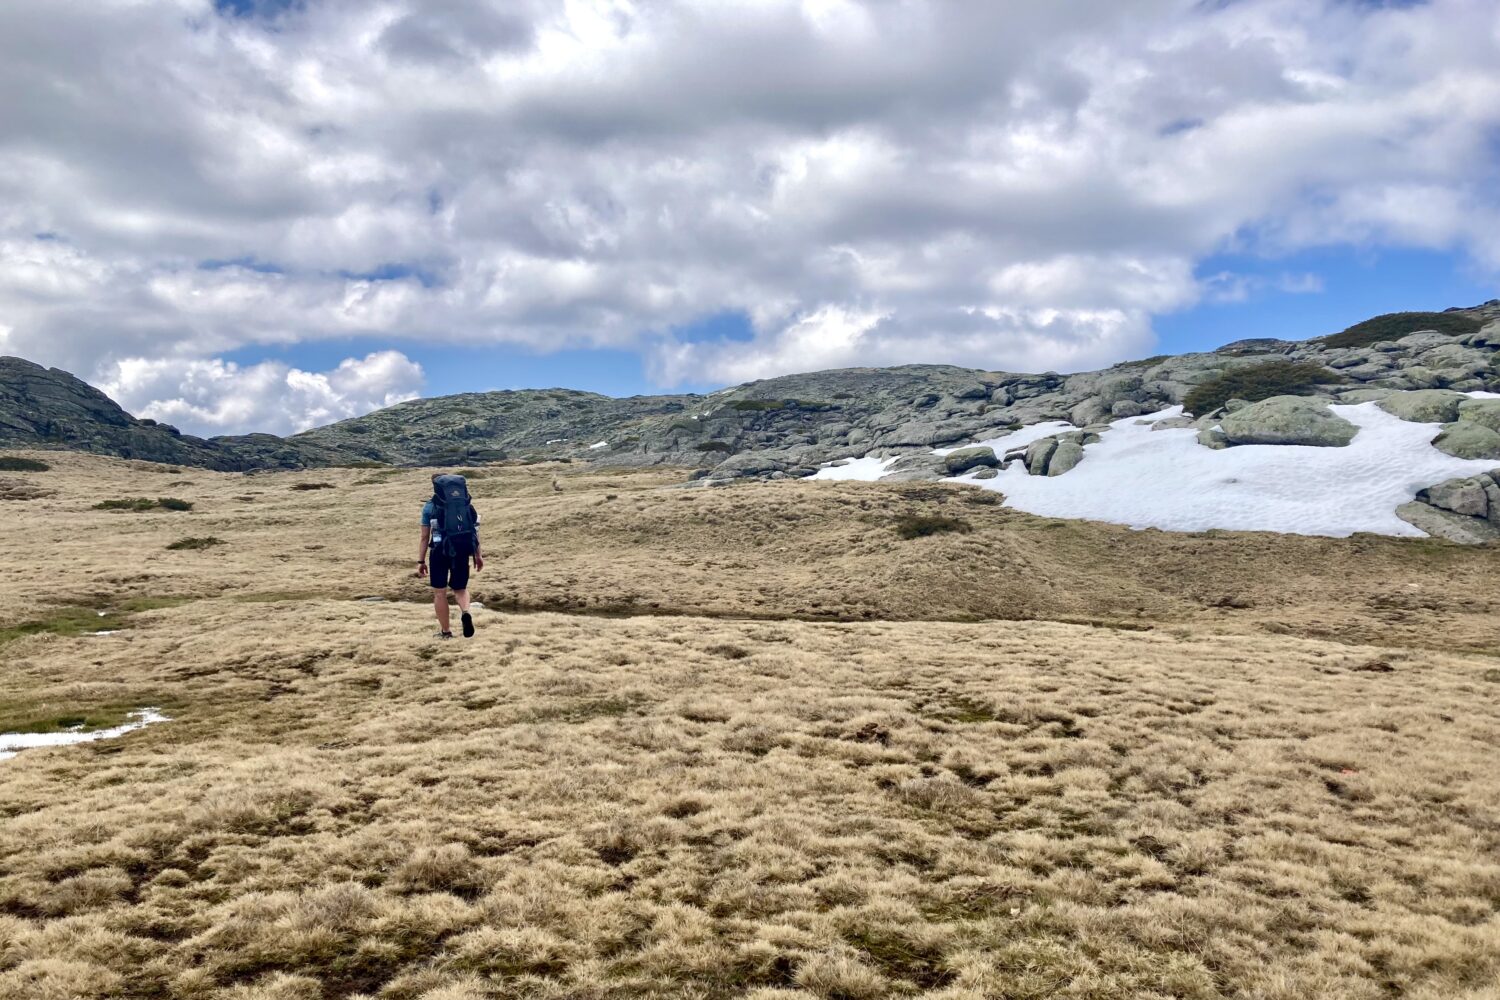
[2,0,1498,436]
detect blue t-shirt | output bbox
[422,500,480,544]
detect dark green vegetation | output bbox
[1117,354,1172,370]
[290,482,335,491]
[1320,311,1482,350]
[894,514,973,540]
[0,700,145,736]
[695,441,733,453]
[166,536,224,551]
[0,596,191,649]
[0,456,49,472]
[1183,361,1344,416]
[93,497,194,512]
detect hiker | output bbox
[416,473,484,639]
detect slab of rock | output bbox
[1434,421,1500,460]
[970,467,999,480]
[1338,387,1395,403]
[1197,425,1228,449]
[1024,437,1058,475]
[1048,440,1085,476]
[1150,415,1196,431]
[883,453,949,482]
[1219,396,1358,448]
[1396,501,1500,544]
[1417,477,1490,518]
[1376,389,1466,424]
[943,446,999,474]
[1456,398,1500,432]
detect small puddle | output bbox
[0,709,170,762]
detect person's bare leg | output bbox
[433,589,451,633]
[454,588,471,613]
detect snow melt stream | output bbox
[0,709,170,763]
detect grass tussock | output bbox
[1320,310,1482,349]
[0,457,50,472]
[166,536,224,551]
[894,514,972,539]
[93,496,193,512]
[0,599,1498,999]
[289,482,335,491]
[1183,361,1344,416]
[2,458,1500,996]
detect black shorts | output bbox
[429,546,470,591]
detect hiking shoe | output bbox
[434,630,453,640]
[461,611,475,638]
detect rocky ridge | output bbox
[3,302,1498,487]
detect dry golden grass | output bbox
[1,450,1499,999]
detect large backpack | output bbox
[430,474,476,558]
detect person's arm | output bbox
[416,524,431,576]
[472,506,484,571]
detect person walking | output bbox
[416,473,484,638]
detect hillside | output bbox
[4,303,1498,479]
[2,453,1499,999]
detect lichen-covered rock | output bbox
[1048,440,1085,476]
[1375,389,1467,424]
[1396,501,1500,544]
[1433,421,1500,460]
[1219,396,1358,448]
[943,446,999,474]
[1456,398,1500,432]
[1417,477,1490,518]
[1150,415,1196,431]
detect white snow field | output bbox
[0,709,170,763]
[810,455,901,480]
[811,397,1500,537]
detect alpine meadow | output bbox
[6,1,1500,998]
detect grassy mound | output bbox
[894,514,972,539]
[0,456,50,472]
[166,536,224,551]
[1183,361,1343,417]
[93,497,193,512]
[1320,311,1481,350]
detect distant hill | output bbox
[3,301,1497,476]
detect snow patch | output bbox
[589,440,609,450]
[960,402,1500,537]
[810,455,900,481]
[0,709,170,763]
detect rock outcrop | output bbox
[3,300,1498,476]
[1397,469,1500,543]
[1218,396,1359,448]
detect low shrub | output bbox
[0,457,50,472]
[95,498,156,512]
[1117,354,1171,370]
[1182,361,1343,416]
[289,483,335,491]
[166,536,223,551]
[695,441,733,453]
[94,497,193,512]
[1320,311,1481,350]
[729,399,784,412]
[894,514,972,539]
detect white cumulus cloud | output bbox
[0,0,1496,432]
[98,351,425,437]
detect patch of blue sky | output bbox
[1153,245,1497,357]
[199,256,284,274]
[213,0,301,19]
[219,340,718,401]
[338,262,444,288]
[667,309,756,344]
